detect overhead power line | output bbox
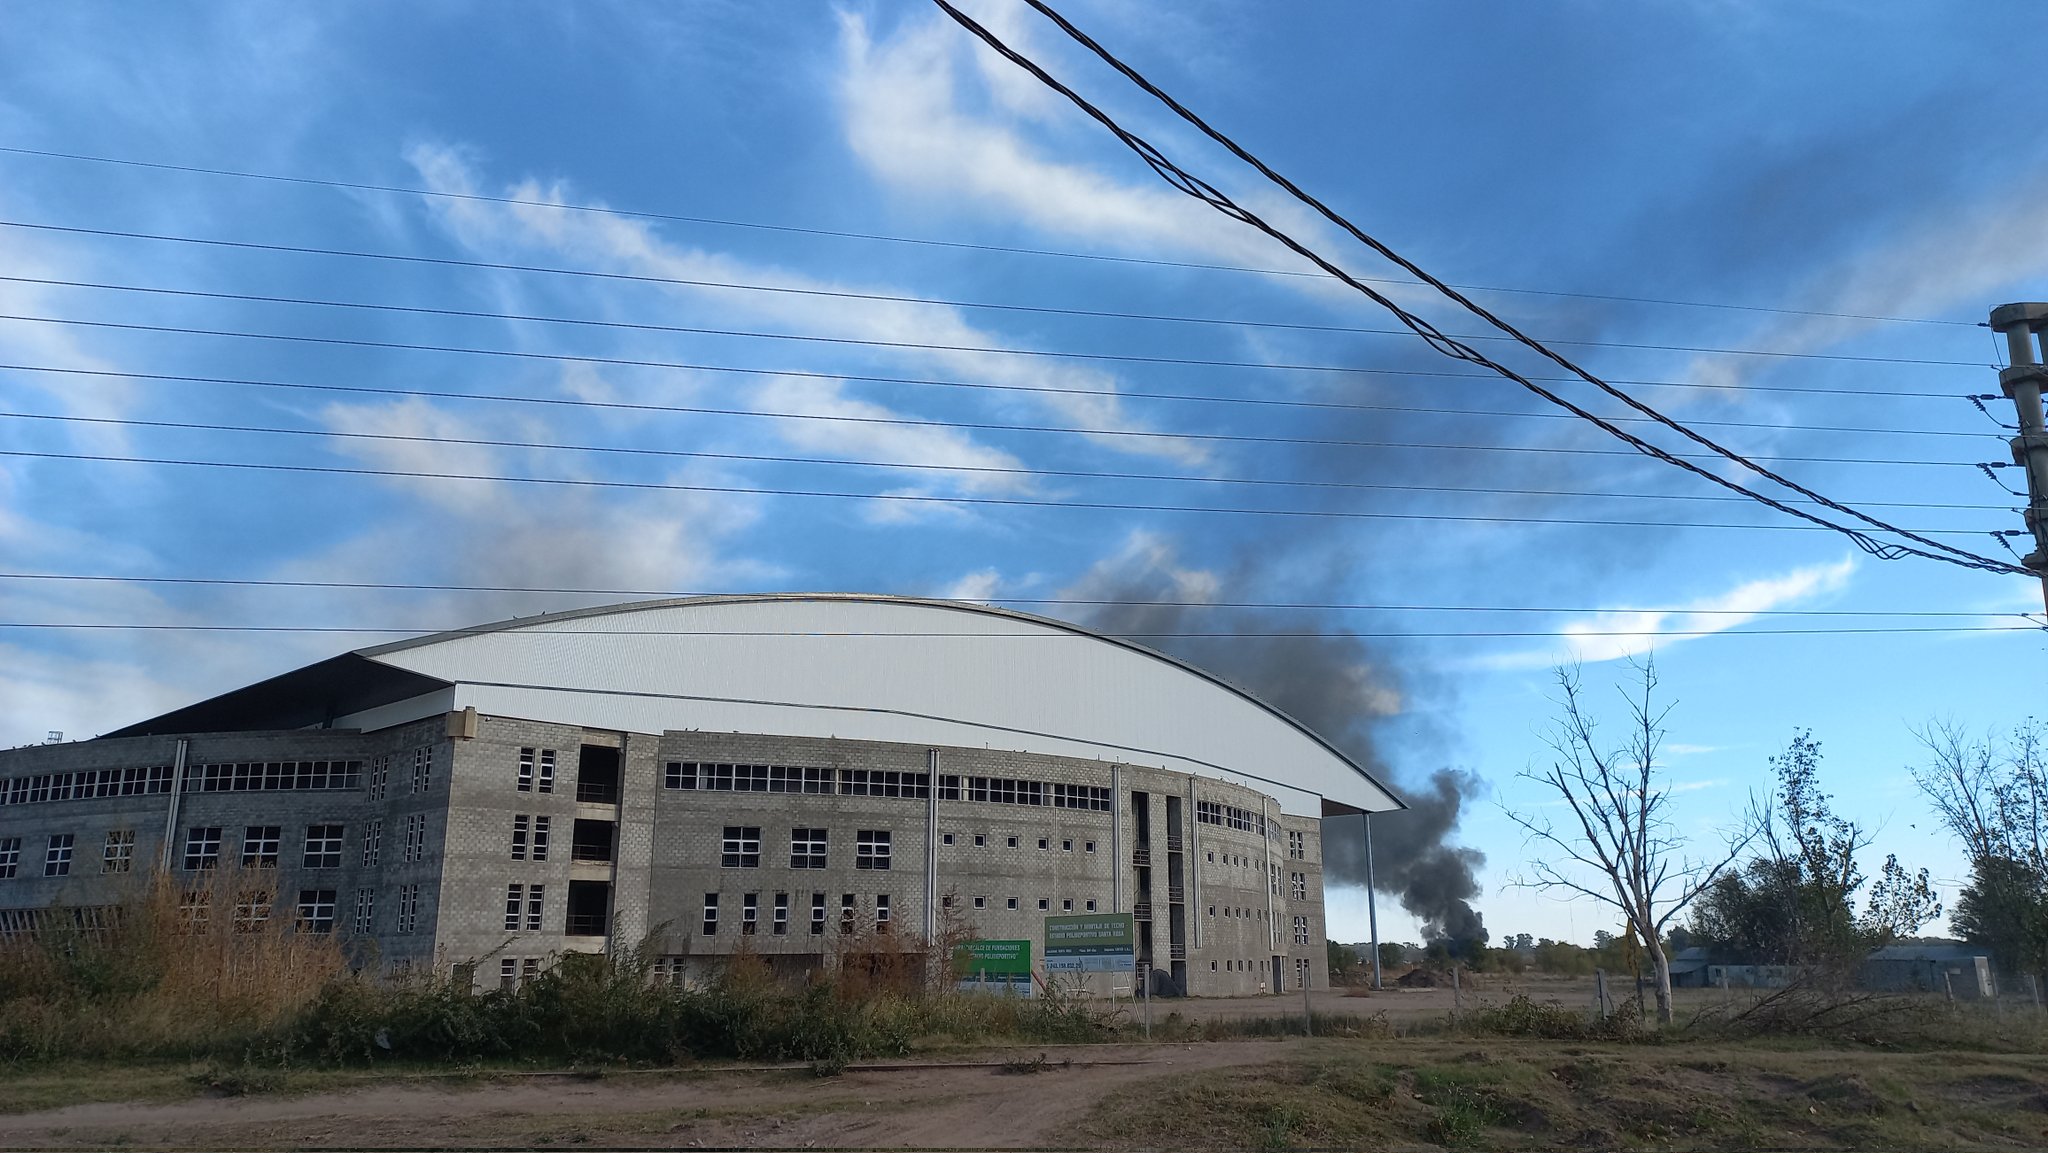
[0,621,2031,640]
[0,360,1989,442]
[0,144,1977,329]
[937,0,2028,577]
[0,572,2025,619]
[0,407,2003,475]
[1,275,1994,372]
[0,448,1998,535]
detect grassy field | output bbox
[1074,1038,2048,1151]
[3,1031,2047,1150]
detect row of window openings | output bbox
[722,827,891,870]
[177,817,427,871]
[173,888,345,934]
[0,747,440,808]
[668,763,1111,812]
[702,892,895,936]
[945,894,1097,913]
[1211,956,1317,976]
[721,827,1101,870]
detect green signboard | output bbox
[1044,913,1136,973]
[955,939,1033,996]
[953,939,1032,977]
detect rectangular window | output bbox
[102,829,135,874]
[303,824,344,869]
[518,747,535,792]
[721,826,761,868]
[840,893,856,934]
[537,750,556,794]
[44,834,74,878]
[233,890,272,932]
[241,825,281,868]
[526,884,544,932]
[875,894,891,931]
[810,892,826,935]
[702,892,718,935]
[182,826,221,871]
[410,747,433,795]
[352,887,375,935]
[1293,915,1310,946]
[296,889,337,933]
[512,815,530,860]
[773,892,789,936]
[362,819,382,868]
[501,958,518,990]
[505,884,526,932]
[397,884,420,934]
[0,836,18,879]
[176,891,209,932]
[1085,899,1097,911]
[664,760,695,789]
[742,893,758,935]
[1288,831,1306,861]
[790,827,827,869]
[855,830,891,871]
[531,815,550,861]
[404,814,427,863]
[523,958,540,983]
[973,895,986,909]
[938,774,961,801]
[1292,872,1308,901]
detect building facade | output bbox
[0,595,1397,997]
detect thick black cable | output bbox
[0,622,2031,639]
[938,0,2027,577]
[0,448,1994,535]
[0,571,2013,617]
[0,407,1997,474]
[0,145,1977,329]
[0,275,1993,375]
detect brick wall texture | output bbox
[0,713,1332,997]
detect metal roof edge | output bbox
[357,592,1408,811]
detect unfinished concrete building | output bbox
[0,595,1402,996]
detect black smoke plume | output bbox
[1065,540,1487,947]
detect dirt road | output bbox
[0,1042,1288,1150]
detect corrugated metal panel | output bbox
[362,596,1402,817]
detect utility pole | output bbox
[1988,304,2048,616]
[1363,812,1383,990]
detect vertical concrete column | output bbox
[158,738,188,871]
[924,748,939,941]
[1109,763,1122,913]
[611,732,659,948]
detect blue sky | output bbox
[2,1,2044,946]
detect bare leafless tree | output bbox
[1502,660,1753,1024]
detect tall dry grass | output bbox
[0,866,348,1060]
[0,882,1122,1068]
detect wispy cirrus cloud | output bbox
[1478,555,1859,670]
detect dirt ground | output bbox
[3,1034,2047,1151]
[1141,972,1732,1026]
[0,1041,1267,1150]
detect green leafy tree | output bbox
[1691,731,1939,977]
[1915,721,2048,978]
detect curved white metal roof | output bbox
[355,594,1402,817]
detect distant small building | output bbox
[1860,943,1994,998]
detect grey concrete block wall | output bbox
[1,715,1341,997]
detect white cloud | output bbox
[1478,555,1858,669]
[941,567,1003,602]
[402,143,1211,469]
